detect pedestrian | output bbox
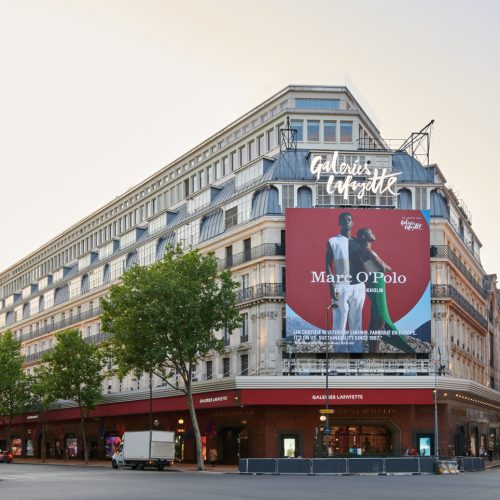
[208,447,218,467]
[487,446,493,462]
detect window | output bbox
[291,120,303,142]
[241,273,249,289]
[307,120,320,141]
[340,121,353,142]
[324,121,337,142]
[225,207,238,230]
[243,238,251,262]
[223,358,230,377]
[248,141,255,162]
[282,184,295,210]
[296,98,340,109]
[228,151,236,172]
[81,274,90,294]
[206,360,212,380]
[239,145,247,166]
[223,327,230,346]
[241,354,248,376]
[266,128,275,150]
[241,313,248,343]
[257,135,265,155]
[225,245,233,267]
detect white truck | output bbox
[112,431,175,471]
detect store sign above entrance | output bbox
[310,152,401,200]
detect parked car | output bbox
[0,450,13,463]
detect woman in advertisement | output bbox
[357,228,415,353]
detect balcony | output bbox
[281,358,432,376]
[23,331,111,364]
[431,245,487,299]
[431,284,488,329]
[218,243,284,271]
[236,283,285,304]
[18,306,102,343]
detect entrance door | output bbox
[219,427,241,464]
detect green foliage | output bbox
[43,329,105,411]
[101,245,241,388]
[28,365,57,414]
[101,245,241,470]
[0,331,29,426]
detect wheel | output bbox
[137,463,145,471]
[157,465,165,471]
[112,460,119,469]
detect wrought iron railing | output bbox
[431,246,487,299]
[431,284,488,329]
[19,306,102,343]
[23,331,111,363]
[281,358,432,376]
[236,283,285,304]
[218,243,284,270]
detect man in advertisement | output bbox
[286,208,431,356]
[325,212,365,352]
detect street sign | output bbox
[319,409,334,414]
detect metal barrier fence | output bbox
[239,456,485,475]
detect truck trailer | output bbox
[112,431,175,471]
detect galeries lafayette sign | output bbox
[240,388,433,406]
[310,152,401,200]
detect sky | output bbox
[0,0,498,279]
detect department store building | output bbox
[0,85,499,463]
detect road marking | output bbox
[0,470,111,481]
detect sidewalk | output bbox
[484,458,500,470]
[11,457,238,473]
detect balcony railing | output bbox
[18,306,102,343]
[23,331,112,364]
[281,358,432,376]
[431,284,488,329]
[236,283,285,304]
[218,243,284,271]
[431,245,487,299]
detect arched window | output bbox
[125,251,138,270]
[22,303,30,320]
[430,189,449,218]
[81,274,90,294]
[397,188,412,210]
[297,186,313,208]
[156,233,175,261]
[39,295,45,312]
[251,186,281,219]
[103,264,111,284]
[54,285,69,305]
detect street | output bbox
[0,464,499,500]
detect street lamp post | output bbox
[325,300,336,457]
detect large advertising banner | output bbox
[286,208,431,353]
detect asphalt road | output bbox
[0,464,499,500]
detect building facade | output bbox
[0,85,499,462]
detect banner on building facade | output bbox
[286,208,431,354]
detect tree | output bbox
[0,331,29,451]
[43,329,105,463]
[27,365,57,462]
[101,245,241,470]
